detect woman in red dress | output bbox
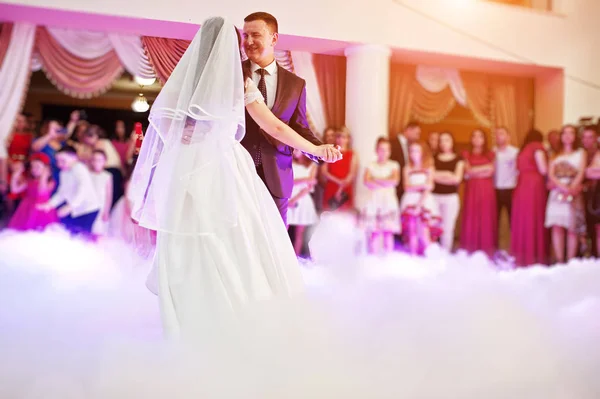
[510,130,548,266]
[321,128,359,212]
[6,114,34,212]
[460,129,497,256]
[7,114,34,164]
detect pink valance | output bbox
[141,36,190,85]
[35,27,124,99]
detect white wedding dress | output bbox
[152,79,303,338]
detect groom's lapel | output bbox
[271,64,287,117]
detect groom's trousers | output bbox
[256,164,289,228]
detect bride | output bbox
[129,16,342,339]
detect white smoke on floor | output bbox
[0,216,599,398]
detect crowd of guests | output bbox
[2,111,599,267]
[289,122,600,266]
[0,111,155,256]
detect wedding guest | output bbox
[545,125,587,263]
[432,131,464,251]
[31,120,66,187]
[362,137,401,254]
[390,122,421,202]
[460,129,497,256]
[400,142,438,255]
[7,153,57,231]
[0,144,8,221]
[288,149,318,256]
[321,129,358,211]
[323,126,336,145]
[89,150,113,237]
[494,127,518,232]
[582,126,599,257]
[76,125,123,207]
[585,149,600,257]
[427,131,440,156]
[7,113,33,165]
[511,130,548,266]
[546,129,561,158]
[37,146,100,236]
[111,120,137,171]
[315,126,338,213]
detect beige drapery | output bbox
[389,63,534,145]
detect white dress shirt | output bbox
[49,162,101,217]
[494,145,519,189]
[250,60,278,110]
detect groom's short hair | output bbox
[244,12,278,34]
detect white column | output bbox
[344,44,391,209]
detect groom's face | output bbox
[242,20,277,65]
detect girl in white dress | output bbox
[362,137,401,254]
[288,149,318,256]
[89,150,113,237]
[400,142,440,255]
[129,17,341,339]
[545,125,587,263]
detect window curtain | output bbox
[141,36,190,85]
[108,34,155,79]
[313,54,346,129]
[291,51,327,136]
[390,63,534,145]
[389,63,458,135]
[0,23,36,155]
[0,23,13,68]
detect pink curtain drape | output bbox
[0,23,13,68]
[35,27,124,99]
[141,36,190,85]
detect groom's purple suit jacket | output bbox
[241,60,322,199]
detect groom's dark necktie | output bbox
[254,68,268,167]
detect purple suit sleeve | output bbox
[289,82,323,163]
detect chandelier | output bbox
[131,93,150,113]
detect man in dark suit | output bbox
[390,122,421,203]
[241,12,323,226]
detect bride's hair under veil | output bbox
[129,16,247,236]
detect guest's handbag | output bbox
[328,192,349,210]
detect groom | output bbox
[241,12,324,226]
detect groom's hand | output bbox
[320,145,343,163]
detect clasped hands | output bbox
[316,144,343,163]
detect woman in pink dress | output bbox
[460,129,497,256]
[110,120,136,170]
[511,130,548,266]
[8,153,58,231]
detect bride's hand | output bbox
[181,122,195,145]
[316,145,342,163]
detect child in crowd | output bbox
[362,137,401,254]
[288,149,319,256]
[89,150,113,237]
[400,142,440,255]
[8,153,57,231]
[37,146,100,236]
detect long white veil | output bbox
[129,17,245,235]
